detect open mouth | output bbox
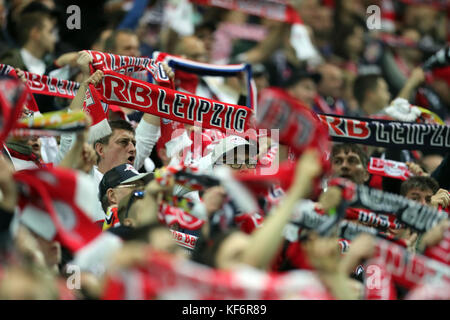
[340,174,353,181]
[127,155,135,164]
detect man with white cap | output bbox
[198,135,257,174]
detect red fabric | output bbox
[364,261,397,300]
[6,146,42,167]
[284,241,315,271]
[95,70,254,134]
[14,167,103,253]
[431,66,450,87]
[257,87,331,173]
[424,228,450,265]
[21,69,80,99]
[371,239,450,290]
[86,50,173,88]
[0,64,39,112]
[0,77,28,145]
[101,249,335,300]
[158,202,205,230]
[83,84,107,125]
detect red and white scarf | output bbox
[83,84,111,142]
[94,70,254,134]
[158,202,205,231]
[368,239,450,290]
[14,167,103,253]
[101,250,334,300]
[170,230,198,250]
[368,157,413,181]
[21,69,80,99]
[0,76,29,145]
[0,64,39,112]
[85,50,172,87]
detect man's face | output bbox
[38,18,56,54]
[26,136,41,157]
[318,65,343,98]
[182,37,207,62]
[108,180,146,208]
[331,150,369,184]
[220,147,257,174]
[404,187,433,206]
[289,78,317,108]
[98,129,136,172]
[115,32,140,57]
[370,78,391,112]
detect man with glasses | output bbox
[98,163,153,230]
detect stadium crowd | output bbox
[0,0,449,300]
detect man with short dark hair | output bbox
[283,67,322,109]
[104,29,140,58]
[315,63,349,115]
[353,74,391,116]
[330,143,369,185]
[93,120,136,177]
[400,176,449,209]
[1,11,56,74]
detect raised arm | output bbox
[240,150,323,270]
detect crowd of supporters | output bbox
[0,0,449,300]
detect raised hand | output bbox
[430,188,450,209]
[77,51,93,76]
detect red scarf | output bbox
[369,239,450,290]
[95,70,254,134]
[86,50,172,88]
[368,157,412,181]
[101,250,334,300]
[257,87,331,170]
[14,167,103,253]
[170,230,198,250]
[0,77,29,145]
[21,70,80,99]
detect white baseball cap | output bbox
[210,135,250,165]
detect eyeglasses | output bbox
[229,161,257,169]
[124,190,145,219]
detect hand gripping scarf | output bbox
[0,64,39,112]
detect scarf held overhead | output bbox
[86,50,171,87]
[318,114,450,151]
[95,70,253,133]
